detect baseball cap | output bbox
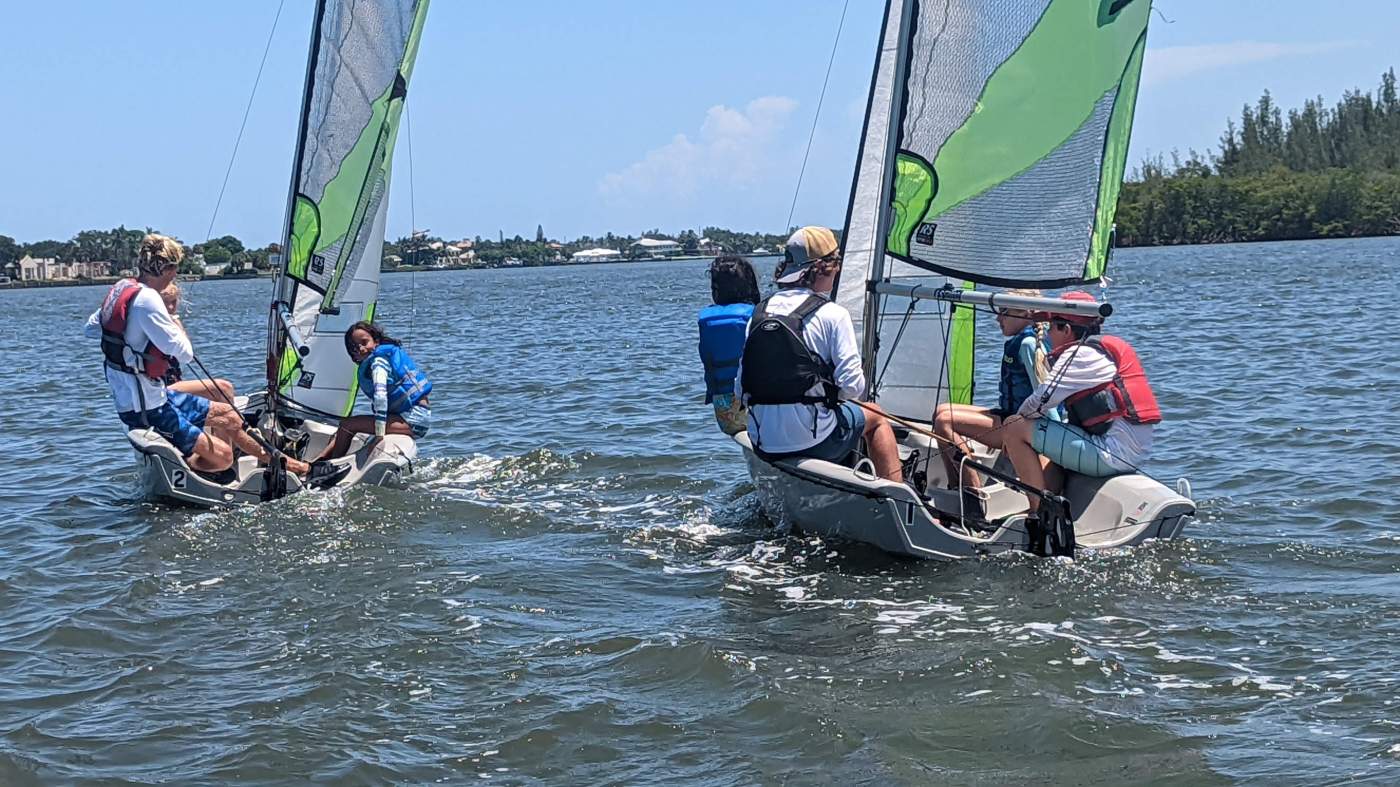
[776,226,839,285]
[1032,290,1103,326]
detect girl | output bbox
[159,282,237,403]
[931,289,1052,512]
[315,321,432,460]
[697,255,760,435]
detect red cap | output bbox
[1032,290,1103,326]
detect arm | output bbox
[1017,344,1116,419]
[371,357,390,437]
[84,309,102,340]
[825,307,866,400]
[130,290,194,362]
[1018,335,1062,421]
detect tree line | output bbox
[8,69,1396,271]
[1117,68,1400,246]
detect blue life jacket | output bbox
[697,302,754,403]
[357,344,432,415]
[998,325,1044,414]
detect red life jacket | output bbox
[99,278,172,382]
[1049,335,1161,435]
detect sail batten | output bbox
[267,0,430,418]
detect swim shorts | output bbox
[760,401,866,464]
[401,404,431,439]
[119,391,210,457]
[1031,417,1130,477]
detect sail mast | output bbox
[861,0,916,381]
[267,0,328,399]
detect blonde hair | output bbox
[137,233,184,276]
[1005,288,1049,381]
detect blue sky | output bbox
[3,1,1396,246]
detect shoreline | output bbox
[4,234,1394,290]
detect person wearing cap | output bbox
[84,233,310,478]
[734,226,902,481]
[1000,290,1163,518]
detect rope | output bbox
[203,0,286,244]
[785,0,851,230]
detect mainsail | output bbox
[268,0,429,418]
[838,0,1149,420]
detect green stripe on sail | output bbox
[339,300,376,417]
[889,0,1150,254]
[1087,28,1146,279]
[947,282,976,405]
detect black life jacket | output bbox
[739,294,840,410]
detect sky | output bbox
[2,0,1396,247]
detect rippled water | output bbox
[2,237,1398,784]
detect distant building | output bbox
[19,255,56,281]
[630,238,681,259]
[697,237,724,255]
[570,248,622,263]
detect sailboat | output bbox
[733,0,1195,559]
[128,0,431,507]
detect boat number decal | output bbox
[170,468,187,489]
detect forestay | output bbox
[269,0,430,417]
[837,0,975,421]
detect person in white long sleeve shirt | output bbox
[1002,291,1162,516]
[85,234,309,476]
[735,226,902,482]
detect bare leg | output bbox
[169,378,237,403]
[186,431,234,473]
[858,403,903,483]
[204,401,309,475]
[932,403,1004,490]
[315,415,415,461]
[1001,415,1047,512]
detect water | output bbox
[2,238,1398,784]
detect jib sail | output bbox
[267,0,430,417]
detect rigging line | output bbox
[405,102,418,345]
[872,297,918,393]
[203,0,287,244]
[785,0,851,230]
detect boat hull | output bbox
[129,395,416,508]
[734,431,1193,560]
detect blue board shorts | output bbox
[119,391,210,457]
[400,404,431,439]
[1031,416,1123,478]
[761,401,866,464]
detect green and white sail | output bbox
[885,0,1148,287]
[838,0,1149,421]
[268,0,429,417]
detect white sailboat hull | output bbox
[128,395,416,508]
[734,430,1193,560]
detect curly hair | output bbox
[709,255,760,305]
[137,234,184,277]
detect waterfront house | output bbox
[19,255,57,281]
[630,238,681,259]
[569,248,622,263]
[697,237,724,255]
